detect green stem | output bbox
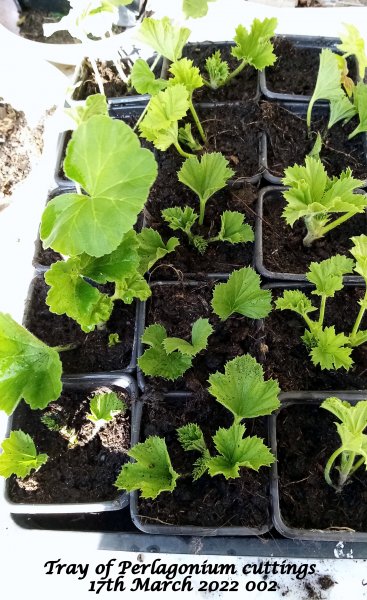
[349,455,365,476]
[52,343,79,353]
[225,59,247,83]
[303,314,316,332]
[133,102,149,132]
[173,141,194,159]
[199,198,206,226]
[306,98,314,131]
[318,295,327,328]
[324,447,343,488]
[201,76,211,87]
[338,451,356,489]
[150,54,161,73]
[321,211,357,236]
[188,98,206,144]
[351,290,367,337]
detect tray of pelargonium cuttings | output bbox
[259,27,361,103]
[251,237,367,394]
[0,331,138,514]
[270,391,367,541]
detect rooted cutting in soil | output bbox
[260,191,366,276]
[254,288,367,391]
[8,386,130,504]
[138,392,270,529]
[25,276,136,373]
[276,403,367,531]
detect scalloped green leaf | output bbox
[231,18,277,70]
[137,17,191,62]
[212,267,272,321]
[163,318,213,356]
[0,431,48,479]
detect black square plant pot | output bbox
[270,391,367,542]
[3,373,138,514]
[259,35,358,103]
[129,395,273,536]
[260,102,367,186]
[254,186,367,283]
[23,273,140,374]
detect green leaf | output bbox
[336,422,367,460]
[137,17,191,62]
[231,18,277,71]
[114,273,151,304]
[138,324,192,381]
[162,206,198,234]
[307,49,346,127]
[139,85,190,150]
[217,211,254,244]
[212,267,272,321]
[205,50,229,89]
[349,329,367,348]
[163,318,213,356]
[208,354,280,421]
[87,392,126,424]
[0,431,48,479]
[307,255,355,297]
[308,132,323,159]
[182,0,216,19]
[45,259,113,333]
[168,58,203,92]
[310,326,353,370]
[0,313,62,415]
[275,290,317,319]
[80,230,140,283]
[206,423,274,479]
[41,116,157,257]
[350,234,367,281]
[178,152,234,204]
[178,123,202,152]
[115,436,179,499]
[349,82,367,138]
[321,397,367,435]
[177,423,207,453]
[337,24,367,79]
[108,333,120,347]
[65,94,108,128]
[130,59,168,96]
[136,228,179,274]
[328,94,356,129]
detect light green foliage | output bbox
[108,333,120,347]
[169,58,203,92]
[348,82,367,138]
[178,123,202,151]
[212,267,272,321]
[205,50,229,89]
[113,273,151,304]
[41,413,61,432]
[41,413,78,448]
[87,392,126,424]
[177,423,207,453]
[217,211,254,244]
[0,313,62,415]
[130,59,168,96]
[0,431,48,479]
[178,153,234,225]
[65,94,108,128]
[308,132,323,159]
[41,116,157,257]
[163,318,213,356]
[115,436,179,499]
[307,49,347,128]
[350,234,367,281]
[162,206,198,235]
[232,18,277,70]
[337,24,367,79]
[328,93,356,129]
[275,290,317,318]
[137,17,191,62]
[321,396,367,490]
[208,355,280,423]
[310,327,353,370]
[206,423,275,479]
[139,84,190,153]
[138,324,192,381]
[136,228,180,274]
[282,155,366,246]
[307,255,354,297]
[182,0,216,19]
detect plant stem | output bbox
[201,76,211,87]
[318,295,327,327]
[173,141,194,159]
[199,198,206,226]
[321,212,356,236]
[150,54,161,73]
[133,102,150,132]
[188,99,206,144]
[324,447,343,488]
[75,182,82,195]
[306,99,314,131]
[113,55,129,85]
[225,59,247,83]
[89,56,105,95]
[52,343,79,353]
[351,289,367,338]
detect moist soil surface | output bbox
[265,39,357,96]
[138,392,270,529]
[0,103,43,207]
[276,403,367,531]
[145,174,257,279]
[260,191,366,276]
[253,287,367,391]
[261,101,367,180]
[140,282,255,394]
[25,276,136,373]
[182,43,258,102]
[8,385,130,503]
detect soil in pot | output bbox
[18,8,77,44]
[253,287,367,391]
[138,392,270,529]
[25,276,136,373]
[276,403,367,531]
[261,192,366,275]
[72,58,138,100]
[261,101,367,180]
[264,39,357,96]
[182,43,258,102]
[141,282,255,393]
[8,385,130,503]
[145,178,257,279]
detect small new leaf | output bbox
[307,49,346,128]
[163,318,213,356]
[169,58,203,92]
[350,234,367,281]
[0,431,48,479]
[217,211,254,244]
[307,255,355,297]
[182,0,216,19]
[178,152,234,204]
[275,290,317,318]
[87,392,126,424]
[162,206,198,234]
[131,59,167,96]
[177,423,207,453]
[310,326,353,370]
[138,324,192,380]
[137,17,191,62]
[232,18,277,71]
[114,273,151,304]
[65,94,108,128]
[205,50,229,89]
[115,436,179,499]
[137,228,179,274]
[212,267,272,321]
